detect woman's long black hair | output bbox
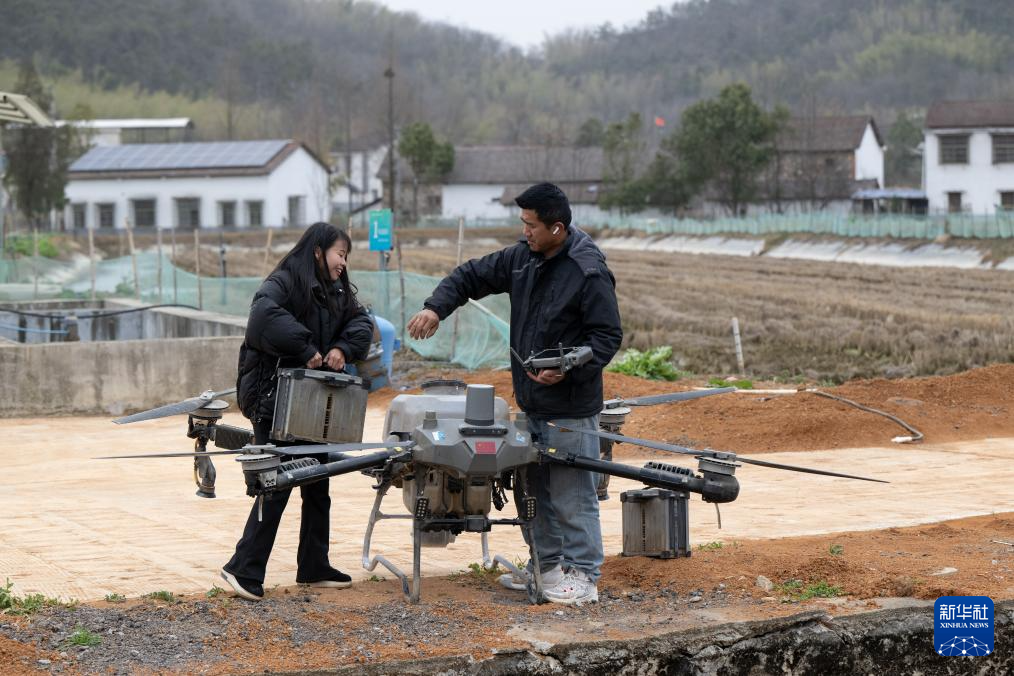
[269,222,359,318]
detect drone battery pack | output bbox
[270,368,368,443]
[620,488,691,559]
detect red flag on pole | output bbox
[654,116,666,128]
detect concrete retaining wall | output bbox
[0,335,243,416]
[0,300,246,344]
[312,601,1013,675]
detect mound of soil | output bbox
[373,363,1014,455]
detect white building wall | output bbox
[441,184,512,219]
[64,147,329,228]
[266,147,330,226]
[854,123,885,187]
[332,147,386,210]
[924,128,1014,214]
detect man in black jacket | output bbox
[407,183,622,605]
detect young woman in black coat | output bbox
[221,222,374,601]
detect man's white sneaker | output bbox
[497,564,564,591]
[544,569,598,606]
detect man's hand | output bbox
[407,309,440,340]
[526,368,565,386]
[324,347,346,371]
[306,351,323,369]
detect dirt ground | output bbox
[2,364,1014,673]
[390,362,1014,454]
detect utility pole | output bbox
[384,33,396,228]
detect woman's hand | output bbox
[306,351,323,369]
[325,347,346,371]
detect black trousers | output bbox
[223,419,333,583]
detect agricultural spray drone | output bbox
[106,351,885,604]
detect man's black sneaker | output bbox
[297,568,352,589]
[220,568,264,601]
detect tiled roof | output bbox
[380,146,605,184]
[777,116,881,152]
[926,100,1014,129]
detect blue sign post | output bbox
[368,208,394,314]
[368,209,393,252]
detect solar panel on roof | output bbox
[69,140,291,172]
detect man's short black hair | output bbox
[515,182,572,229]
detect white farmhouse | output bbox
[437,146,608,222]
[65,140,331,229]
[924,100,1014,214]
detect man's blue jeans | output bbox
[521,414,603,581]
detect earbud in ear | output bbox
[552,226,560,235]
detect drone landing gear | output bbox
[362,480,546,604]
[362,480,415,600]
[483,492,546,604]
[187,402,229,499]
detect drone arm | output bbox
[539,449,739,503]
[271,449,404,491]
[210,424,255,450]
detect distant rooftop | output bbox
[0,91,53,127]
[381,145,606,184]
[57,117,193,130]
[68,140,328,179]
[926,100,1014,129]
[778,116,882,153]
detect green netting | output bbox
[0,251,511,370]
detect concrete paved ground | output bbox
[3,409,1013,601]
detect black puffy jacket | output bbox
[236,268,374,423]
[423,227,622,418]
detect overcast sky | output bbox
[374,0,674,50]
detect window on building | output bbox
[72,204,86,230]
[175,198,201,228]
[947,192,963,214]
[939,135,969,164]
[219,201,236,227]
[1001,191,1014,212]
[426,193,442,211]
[131,199,156,228]
[97,203,115,229]
[993,135,1014,164]
[288,195,306,227]
[246,201,263,227]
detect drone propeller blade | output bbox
[95,449,246,459]
[733,456,887,483]
[265,440,415,456]
[551,424,888,483]
[112,397,206,424]
[549,424,701,457]
[617,386,736,407]
[112,387,237,424]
